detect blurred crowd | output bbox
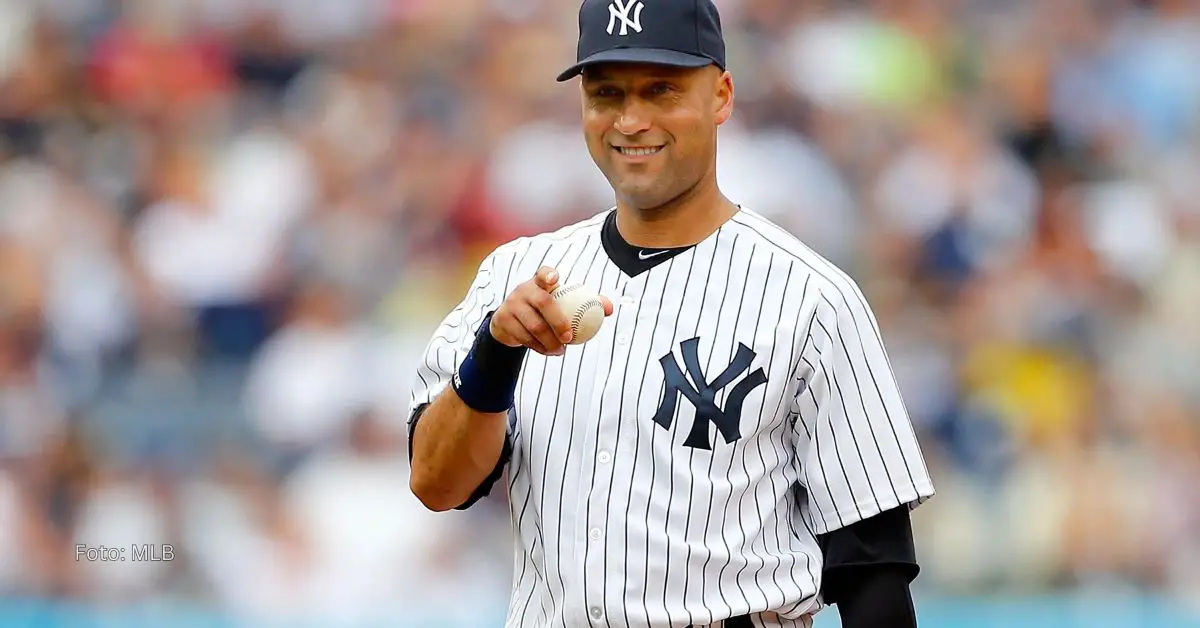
[0,0,1198,624]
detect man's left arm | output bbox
[791,282,935,627]
[817,505,919,628]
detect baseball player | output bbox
[408,1,935,626]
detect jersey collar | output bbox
[601,210,694,277]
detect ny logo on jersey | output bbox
[651,337,768,450]
[607,0,644,36]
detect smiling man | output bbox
[406,1,935,626]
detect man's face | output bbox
[580,63,733,211]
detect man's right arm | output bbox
[408,315,524,511]
[408,264,610,512]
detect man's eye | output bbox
[595,87,620,98]
[649,83,673,95]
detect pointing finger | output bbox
[534,267,559,291]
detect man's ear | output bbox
[714,70,734,125]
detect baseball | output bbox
[552,283,606,345]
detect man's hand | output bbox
[489,267,614,356]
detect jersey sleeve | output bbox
[408,251,505,414]
[792,282,934,536]
[407,249,518,509]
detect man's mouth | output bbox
[614,146,664,157]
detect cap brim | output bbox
[555,47,714,82]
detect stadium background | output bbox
[0,0,1197,626]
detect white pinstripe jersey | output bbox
[409,207,935,628]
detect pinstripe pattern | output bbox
[409,208,934,627]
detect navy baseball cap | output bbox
[556,0,726,82]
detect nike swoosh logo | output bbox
[638,249,671,260]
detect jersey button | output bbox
[590,607,603,620]
[616,333,629,345]
[589,527,603,540]
[620,295,636,307]
[598,451,611,464]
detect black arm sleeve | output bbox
[828,565,917,628]
[407,403,512,511]
[817,505,920,627]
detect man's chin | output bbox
[619,192,673,212]
[615,182,671,210]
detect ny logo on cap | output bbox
[607,0,644,36]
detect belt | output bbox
[687,615,753,628]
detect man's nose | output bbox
[614,100,652,135]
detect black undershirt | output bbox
[600,209,693,276]
[819,505,920,627]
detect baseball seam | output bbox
[570,298,603,334]
[553,284,582,299]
